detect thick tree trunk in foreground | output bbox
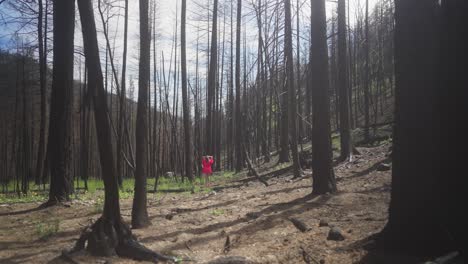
[47,0,75,204]
[132,0,151,229]
[309,0,336,195]
[337,0,352,161]
[378,0,467,257]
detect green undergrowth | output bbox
[0,170,241,204]
[35,218,60,241]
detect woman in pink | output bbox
[201,155,214,186]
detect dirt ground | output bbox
[0,143,392,264]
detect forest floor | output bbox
[0,142,393,264]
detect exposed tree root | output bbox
[68,217,177,263]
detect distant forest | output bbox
[0,0,395,193]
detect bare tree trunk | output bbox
[46,0,75,204]
[131,0,151,229]
[73,1,173,260]
[35,0,47,185]
[181,0,193,182]
[309,0,337,195]
[338,0,352,161]
[234,0,243,172]
[206,0,218,157]
[117,0,129,188]
[364,0,370,141]
[284,0,301,178]
[378,0,466,256]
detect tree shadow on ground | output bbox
[140,193,331,251]
[0,252,39,264]
[336,159,389,183]
[0,205,47,217]
[146,199,239,221]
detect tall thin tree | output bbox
[132,0,151,229]
[338,0,352,161]
[363,0,370,141]
[206,0,218,156]
[117,0,129,188]
[309,0,337,194]
[234,0,243,172]
[181,0,193,182]
[35,0,47,185]
[284,0,301,178]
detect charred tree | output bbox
[284,0,301,178]
[131,0,151,229]
[309,0,336,194]
[181,0,193,182]
[234,0,243,172]
[337,0,352,161]
[71,0,175,261]
[46,0,75,204]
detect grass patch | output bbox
[1,170,242,204]
[270,162,292,172]
[332,132,341,151]
[0,191,47,204]
[35,218,60,241]
[210,208,225,216]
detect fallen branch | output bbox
[300,246,321,264]
[242,143,269,186]
[290,218,311,232]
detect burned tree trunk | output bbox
[206,0,218,156]
[378,0,467,257]
[284,0,301,178]
[46,0,75,204]
[337,0,352,161]
[72,0,175,261]
[131,0,151,229]
[234,0,243,172]
[309,0,337,195]
[181,0,193,182]
[35,0,47,185]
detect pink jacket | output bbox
[202,157,214,174]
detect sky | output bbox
[0,0,380,103]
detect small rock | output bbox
[319,219,329,227]
[165,214,174,220]
[377,163,391,171]
[320,260,326,264]
[327,227,345,241]
[347,229,353,233]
